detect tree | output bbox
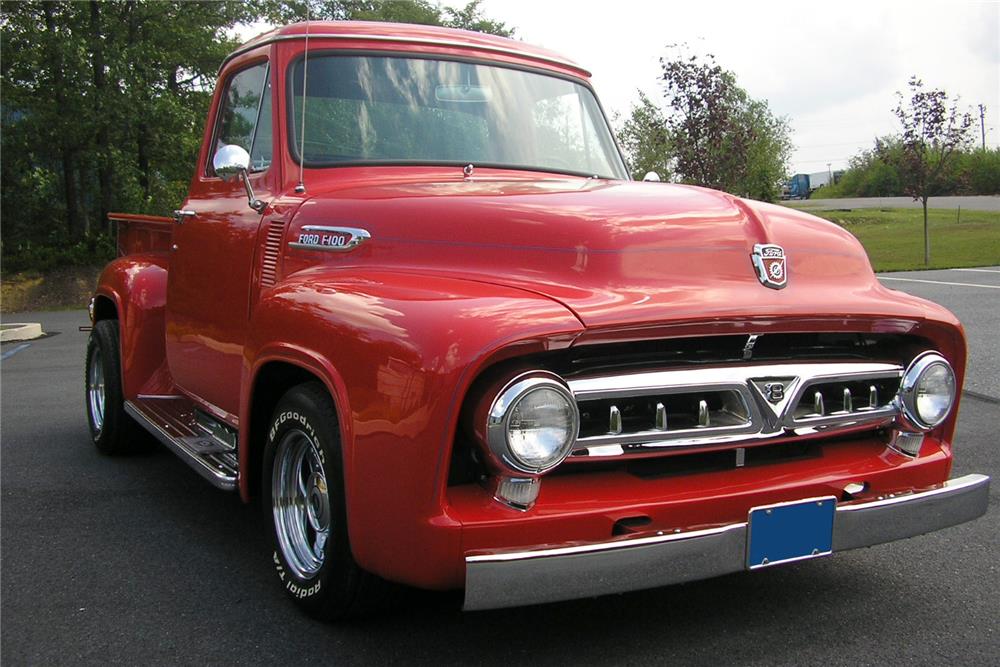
[1,1,259,246]
[882,77,974,265]
[1,0,513,264]
[657,49,791,201]
[617,92,672,181]
[264,1,513,36]
[740,98,793,202]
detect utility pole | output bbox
[979,104,987,150]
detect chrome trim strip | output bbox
[221,33,591,77]
[125,401,237,491]
[463,474,990,610]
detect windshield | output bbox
[289,55,627,179]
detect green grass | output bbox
[801,207,1000,272]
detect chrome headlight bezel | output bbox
[896,352,957,432]
[485,372,579,475]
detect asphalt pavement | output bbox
[2,279,998,665]
[877,266,1000,400]
[787,195,1000,211]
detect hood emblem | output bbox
[751,243,787,289]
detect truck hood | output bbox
[286,173,938,330]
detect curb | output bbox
[0,323,44,342]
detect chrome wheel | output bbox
[272,428,330,579]
[87,346,106,434]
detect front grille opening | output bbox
[792,377,901,420]
[578,390,750,438]
[552,332,926,378]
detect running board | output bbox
[125,397,238,491]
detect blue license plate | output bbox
[747,496,836,569]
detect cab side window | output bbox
[212,62,272,175]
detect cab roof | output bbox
[223,21,591,78]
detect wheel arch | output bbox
[240,347,353,504]
[92,293,119,322]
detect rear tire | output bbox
[85,319,141,454]
[263,382,387,620]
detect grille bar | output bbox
[568,362,903,456]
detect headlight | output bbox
[897,352,956,431]
[486,373,579,474]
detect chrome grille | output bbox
[568,362,903,457]
[260,220,285,287]
[578,389,755,441]
[789,376,900,426]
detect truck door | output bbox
[165,59,275,416]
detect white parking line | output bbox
[951,268,1000,274]
[879,277,1000,289]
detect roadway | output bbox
[786,195,1000,211]
[2,272,997,665]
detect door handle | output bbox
[173,210,196,224]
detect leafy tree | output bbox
[959,148,1000,195]
[815,140,903,198]
[2,0,258,248]
[264,0,513,36]
[0,0,513,266]
[617,92,672,181]
[740,98,793,202]
[656,49,791,201]
[881,77,974,265]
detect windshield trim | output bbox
[284,50,629,180]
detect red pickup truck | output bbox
[86,21,989,620]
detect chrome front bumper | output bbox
[464,474,990,611]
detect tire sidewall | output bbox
[86,320,122,453]
[263,386,352,615]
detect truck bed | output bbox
[109,212,173,256]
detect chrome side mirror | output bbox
[213,144,250,181]
[642,171,661,182]
[213,145,265,213]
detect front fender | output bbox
[242,267,583,588]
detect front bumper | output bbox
[464,473,990,611]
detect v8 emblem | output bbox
[763,382,785,403]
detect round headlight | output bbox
[898,352,956,430]
[487,374,579,474]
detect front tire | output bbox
[263,382,386,620]
[85,319,141,454]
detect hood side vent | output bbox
[260,220,285,288]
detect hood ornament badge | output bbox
[751,243,787,289]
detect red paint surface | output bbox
[98,23,968,591]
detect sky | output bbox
[238,0,1000,176]
[479,0,999,175]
